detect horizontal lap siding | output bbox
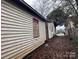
[1,0,45,59]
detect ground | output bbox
[23,36,78,59]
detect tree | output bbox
[59,0,78,16]
[75,0,78,6]
[58,0,78,27]
[47,7,68,24]
[31,0,55,17]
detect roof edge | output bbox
[12,0,48,22]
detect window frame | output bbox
[33,17,39,38]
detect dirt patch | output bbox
[23,36,78,59]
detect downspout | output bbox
[45,21,49,40]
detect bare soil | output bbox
[23,36,78,59]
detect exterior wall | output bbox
[1,0,46,59]
[48,22,55,39]
[39,20,46,41]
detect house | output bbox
[1,0,55,59]
[48,22,56,39]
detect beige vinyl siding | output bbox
[48,22,55,38]
[1,0,46,59]
[39,20,46,41]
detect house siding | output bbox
[1,0,46,59]
[48,22,55,39]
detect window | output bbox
[33,17,39,38]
